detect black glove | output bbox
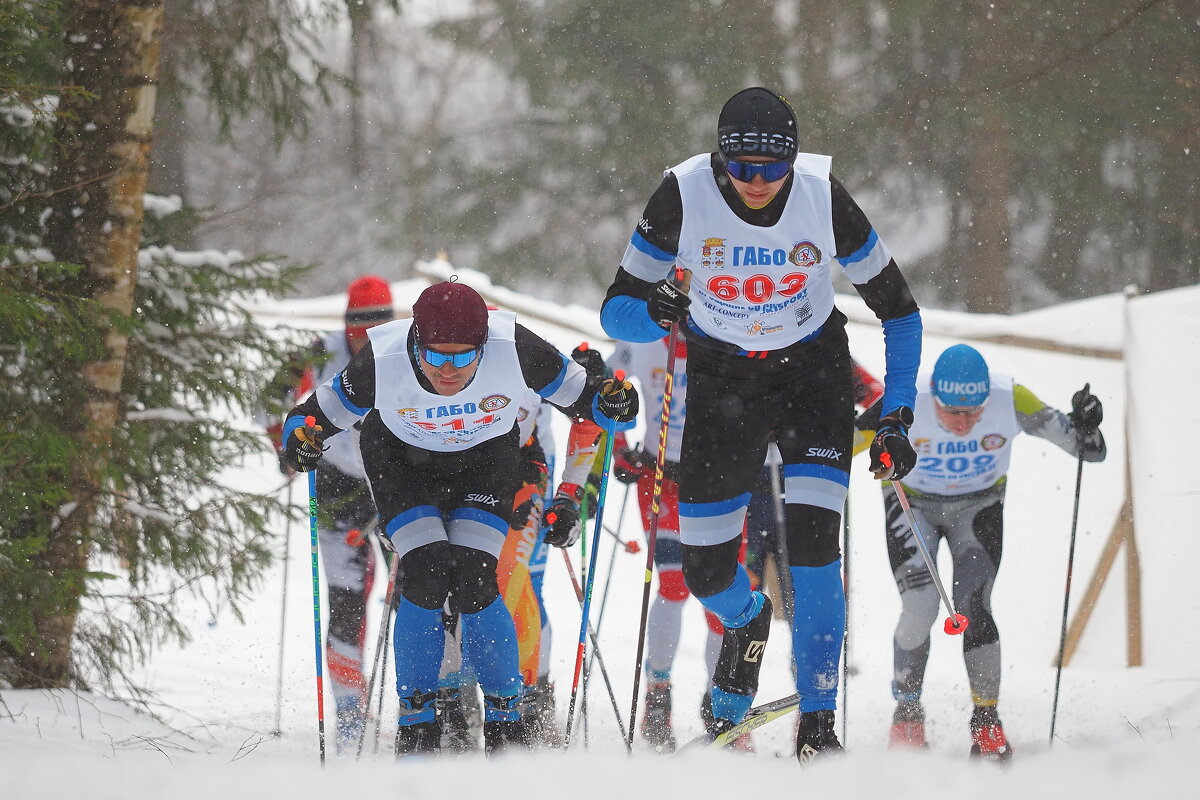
[1069,383,1103,434]
[646,278,691,330]
[596,376,639,423]
[571,343,607,378]
[542,485,583,548]
[283,421,326,473]
[614,447,648,484]
[869,407,916,481]
[518,457,548,488]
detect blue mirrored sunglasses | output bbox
[725,159,792,183]
[419,346,480,368]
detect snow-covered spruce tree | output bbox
[0,0,310,691]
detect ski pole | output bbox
[304,416,327,765]
[592,482,635,645]
[766,459,794,622]
[563,381,623,749]
[885,472,968,635]
[1050,412,1088,747]
[602,522,641,554]
[841,495,851,745]
[560,548,629,744]
[272,479,294,737]
[627,268,689,751]
[358,531,400,759]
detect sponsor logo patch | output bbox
[701,237,726,269]
[789,240,822,268]
[466,493,501,507]
[479,394,511,412]
[981,434,1007,450]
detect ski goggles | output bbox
[724,158,792,183]
[933,396,988,416]
[417,345,481,369]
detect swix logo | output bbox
[339,372,355,396]
[806,446,843,461]
[637,217,653,234]
[743,640,766,663]
[466,493,500,507]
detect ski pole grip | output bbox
[305,415,316,427]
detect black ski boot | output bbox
[521,677,561,748]
[394,690,439,759]
[436,686,479,753]
[969,705,1013,764]
[796,709,844,765]
[640,679,677,753]
[712,592,772,701]
[482,694,529,757]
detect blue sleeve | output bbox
[880,310,922,416]
[600,295,670,343]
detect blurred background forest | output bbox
[150,0,1198,312]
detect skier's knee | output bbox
[681,538,741,598]
[399,542,452,609]
[449,544,501,615]
[657,570,690,602]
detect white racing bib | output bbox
[367,312,523,453]
[903,374,1021,496]
[672,152,837,351]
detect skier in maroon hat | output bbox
[281,278,639,757]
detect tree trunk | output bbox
[31,0,164,688]
[964,101,1012,313]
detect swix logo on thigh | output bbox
[465,493,500,507]
[744,640,766,663]
[806,446,843,461]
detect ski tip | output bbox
[944,613,970,635]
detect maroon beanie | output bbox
[412,280,489,347]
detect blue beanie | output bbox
[931,345,990,406]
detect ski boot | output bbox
[969,705,1013,764]
[888,700,928,749]
[796,709,844,766]
[522,677,562,748]
[640,679,677,753]
[482,693,529,757]
[699,690,755,751]
[436,686,479,753]
[395,690,439,759]
[333,695,367,756]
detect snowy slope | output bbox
[3,273,1199,797]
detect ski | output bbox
[678,693,801,751]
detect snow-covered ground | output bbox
[3,271,1198,797]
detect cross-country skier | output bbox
[265,275,393,754]
[281,279,638,758]
[600,86,922,764]
[855,343,1106,762]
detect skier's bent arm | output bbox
[1013,383,1107,462]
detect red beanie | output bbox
[412,280,489,347]
[345,276,394,340]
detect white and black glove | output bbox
[869,407,916,481]
[646,278,691,330]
